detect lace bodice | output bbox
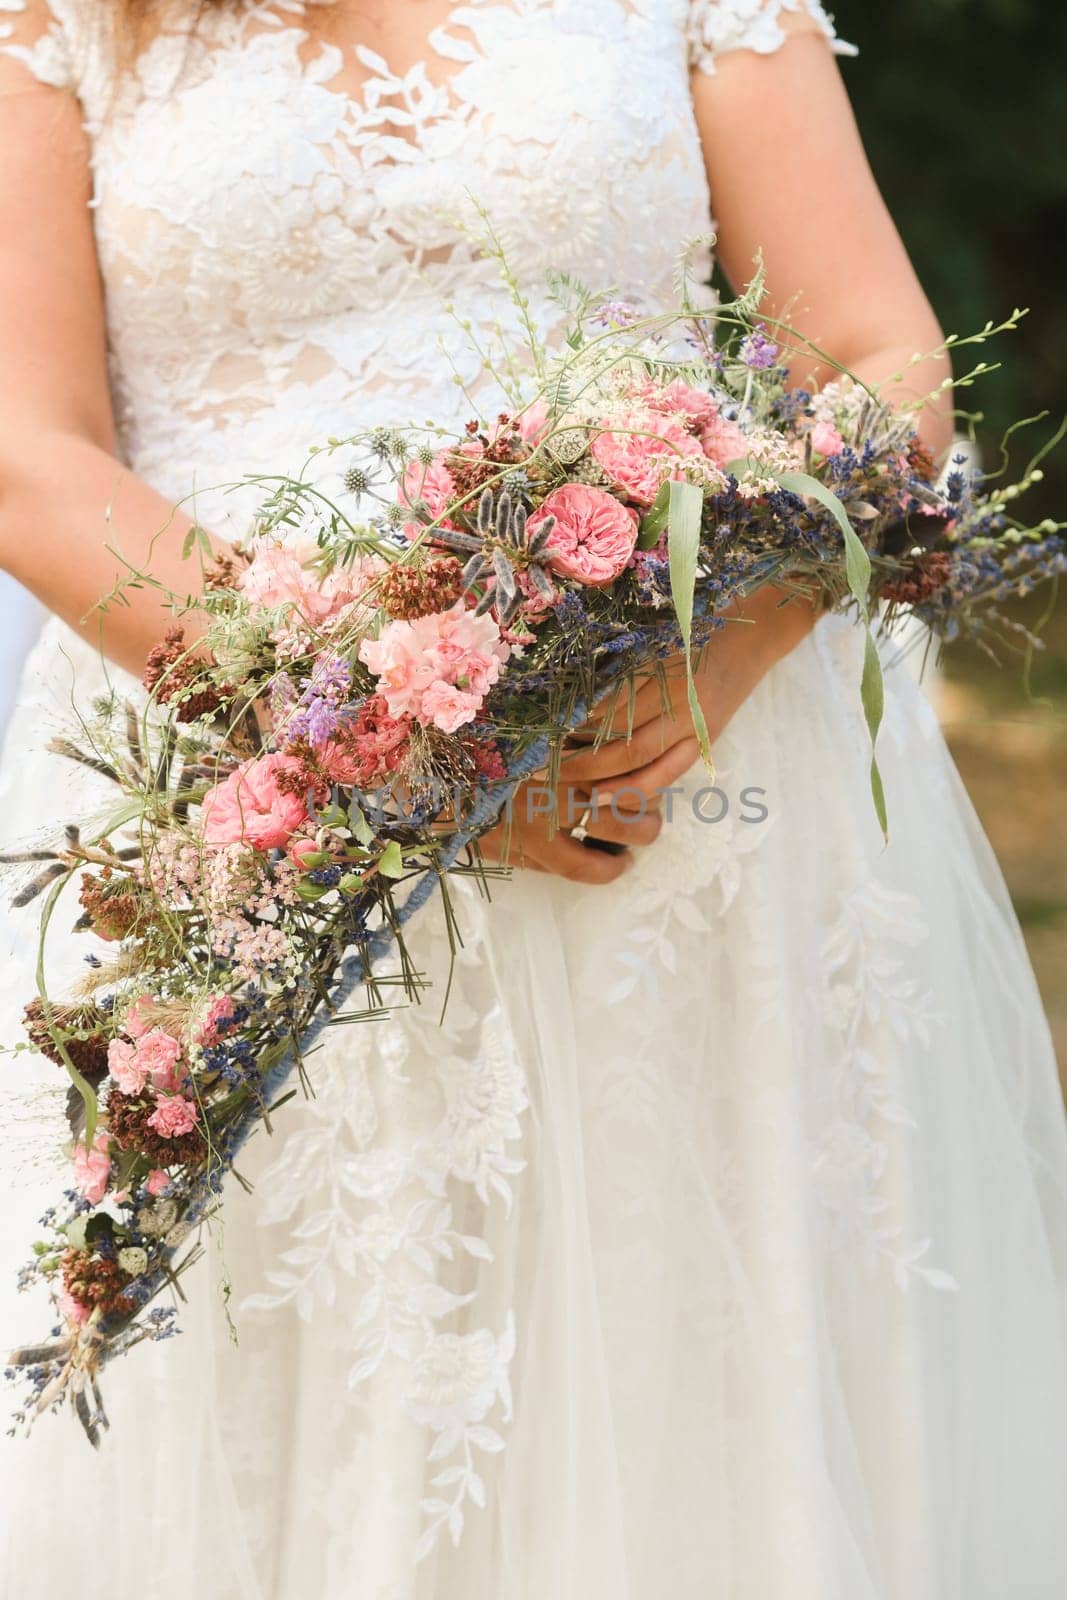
[2,0,852,536]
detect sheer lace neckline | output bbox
[204,0,487,157]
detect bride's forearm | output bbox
[0,427,222,677]
[838,343,955,460]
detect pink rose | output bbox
[72,1131,111,1206]
[145,1168,171,1197]
[201,753,308,851]
[527,484,639,586]
[135,1030,184,1092]
[107,1037,148,1095]
[58,1287,90,1326]
[419,679,482,733]
[190,996,235,1049]
[147,1094,200,1140]
[811,420,845,458]
[591,412,703,506]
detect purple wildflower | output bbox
[590,298,641,330]
[739,326,780,370]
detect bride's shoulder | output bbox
[0,0,115,101]
[684,0,857,75]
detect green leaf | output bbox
[376,840,405,879]
[666,479,714,774]
[338,872,364,895]
[348,801,373,846]
[637,481,671,551]
[771,466,888,839]
[35,871,99,1146]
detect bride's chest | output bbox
[90,0,707,316]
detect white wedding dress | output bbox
[3,2,1067,1596]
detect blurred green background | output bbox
[841,0,1067,1069]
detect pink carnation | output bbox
[136,1030,184,1092]
[359,603,510,729]
[58,1287,90,1326]
[698,411,750,470]
[237,539,376,629]
[591,412,703,506]
[191,995,236,1049]
[811,420,845,457]
[201,753,309,851]
[147,1094,200,1140]
[145,1168,171,1197]
[107,1037,148,1095]
[314,696,413,788]
[123,995,155,1040]
[501,399,549,445]
[527,484,639,586]
[72,1131,111,1206]
[628,376,717,427]
[419,680,483,734]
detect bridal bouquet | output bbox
[5,264,1063,1442]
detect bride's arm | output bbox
[0,64,220,677]
[692,21,953,449]
[564,21,955,784]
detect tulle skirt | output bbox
[3,610,1067,1599]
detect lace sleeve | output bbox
[686,0,858,75]
[0,0,82,93]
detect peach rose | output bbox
[201,754,308,851]
[527,484,639,586]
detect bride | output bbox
[2,2,1067,1595]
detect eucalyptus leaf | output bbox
[666,479,714,774]
[772,466,888,838]
[377,840,405,879]
[348,802,374,846]
[637,481,671,551]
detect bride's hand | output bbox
[479,585,820,885]
[476,737,697,885]
[561,582,822,785]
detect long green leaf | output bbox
[637,481,671,551]
[773,467,888,838]
[35,870,99,1146]
[666,479,713,773]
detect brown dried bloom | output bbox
[379,557,465,620]
[106,1089,206,1166]
[22,999,110,1082]
[881,551,953,606]
[62,1248,134,1319]
[142,626,232,723]
[79,866,144,942]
